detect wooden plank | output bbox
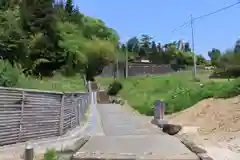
[18,91,24,141]
[22,126,59,133]
[59,95,64,135]
[0,137,19,146]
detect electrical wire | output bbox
[172,1,240,32]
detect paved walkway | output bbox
[73,104,199,160]
[98,104,160,136]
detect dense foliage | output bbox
[107,80,122,96]
[0,0,119,84]
[98,71,240,115]
[124,34,240,77]
[208,40,240,78]
[122,35,209,70]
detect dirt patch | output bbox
[168,96,240,159]
[170,96,240,139]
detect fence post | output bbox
[94,91,97,105]
[19,90,25,142]
[59,94,64,135]
[81,98,85,120]
[77,96,81,125]
[70,94,74,128]
[88,81,94,108]
[78,99,82,124]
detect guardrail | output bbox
[0,87,90,146]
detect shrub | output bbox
[0,60,21,87]
[164,80,240,114]
[44,149,58,160]
[107,80,122,96]
[214,79,240,98]
[211,66,240,78]
[164,83,215,113]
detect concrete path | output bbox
[73,104,199,160]
[97,104,161,136]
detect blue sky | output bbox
[74,0,240,59]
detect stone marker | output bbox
[24,143,34,160]
[154,100,168,128]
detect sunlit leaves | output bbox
[58,22,87,64]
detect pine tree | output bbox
[65,0,73,14]
[151,41,158,54]
[19,0,61,73]
[157,43,162,53]
[234,39,240,53]
[20,0,58,45]
[0,0,20,10]
[0,0,9,10]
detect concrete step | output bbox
[72,135,199,160]
[97,91,110,104]
[90,82,99,91]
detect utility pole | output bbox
[125,44,128,78]
[190,14,197,80]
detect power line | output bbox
[194,1,240,21]
[172,21,190,33]
[172,1,240,32]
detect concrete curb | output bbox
[0,129,91,160]
[180,138,214,160]
[153,123,213,160]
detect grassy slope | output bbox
[16,74,86,92]
[97,70,239,115]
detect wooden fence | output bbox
[0,87,90,146]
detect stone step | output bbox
[97,91,110,104]
[90,82,99,91]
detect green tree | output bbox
[57,18,118,79]
[196,55,207,65]
[151,41,158,53]
[127,36,139,53]
[156,43,162,52]
[65,0,73,15]
[208,48,221,66]
[234,39,240,53]
[0,0,20,10]
[184,42,191,52]
[0,8,25,66]
[139,34,153,56]
[216,50,240,77]
[20,0,63,75]
[54,0,66,21]
[0,0,120,81]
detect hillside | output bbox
[0,0,119,91]
[97,70,238,115]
